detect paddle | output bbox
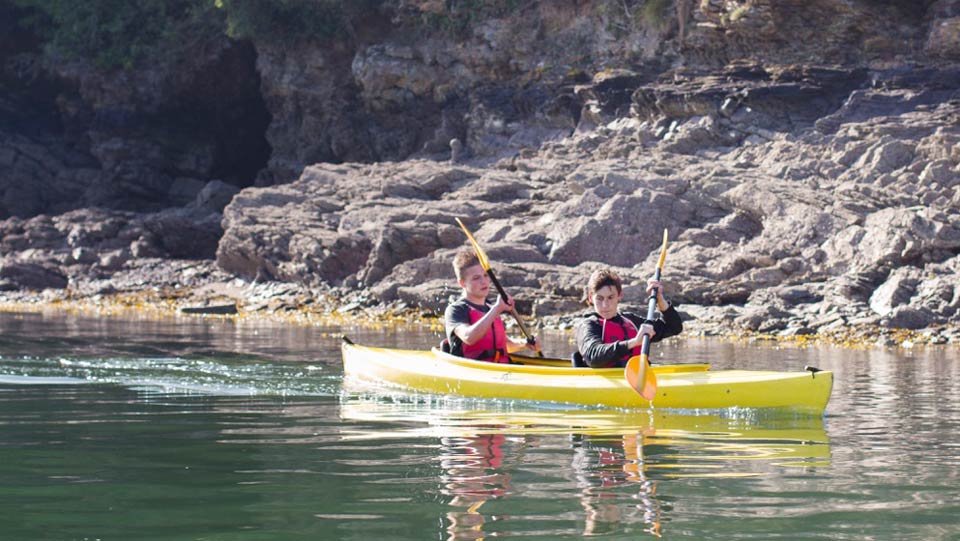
[625,229,669,402]
[454,217,543,357]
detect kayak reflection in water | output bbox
[440,433,516,540]
[444,248,540,363]
[574,268,682,368]
[571,432,663,537]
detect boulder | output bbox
[0,261,68,290]
[869,268,921,316]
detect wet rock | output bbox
[68,247,97,265]
[870,268,921,316]
[0,261,68,290]
[142,208,223,259]
[98,249,130,270]
[883,306,935,330]
[192,180,240,213]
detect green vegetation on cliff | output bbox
[10,0,220,69]
[215,0,385,43]
[416,0,524,38]
[9,0,382,68]
[10,0,537,69]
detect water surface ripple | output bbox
[1,312,958,540]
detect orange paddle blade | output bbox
[643,359,658,400]
[454,218,491,271]
[625,355,658,402]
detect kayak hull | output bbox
[341,342,833,413]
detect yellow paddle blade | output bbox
[625,355,658,402]
[454,218,491,271]
[657,229,669,270]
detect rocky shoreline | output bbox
[4,61,960,346]
[3,2,960,347]
[2,278,957,350]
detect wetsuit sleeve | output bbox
[655,304,683,341]
[624,305,683,343]
[575,317,632,369]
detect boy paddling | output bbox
[444,249,541,363]
[575,268,682,368]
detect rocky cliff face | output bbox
[2,0,960,341]
[1,11,269,218]
[252,0,957,178]
[217,62,960,337]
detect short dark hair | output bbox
[453,248,480,282]
[585,268,623,299]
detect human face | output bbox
[590,285,622,320]
[459,264,490,303]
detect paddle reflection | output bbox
[572,431,662,537]
[339,398,830,538]
[440,433,515,540]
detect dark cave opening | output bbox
[183,39,271,189]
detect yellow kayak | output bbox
[341,341,833,413]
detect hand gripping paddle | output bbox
[625,229,669,402]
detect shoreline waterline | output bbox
[2,286,958,351]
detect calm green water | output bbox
[1,311,958,541]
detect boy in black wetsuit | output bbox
[574,268,682,368]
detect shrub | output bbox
[12,0,212,69]
[214,0,385,43]
[418,0,525,39]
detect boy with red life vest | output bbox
[444,249,541,363]
[574,268,682,368]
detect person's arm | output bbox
[506,335,540,354]
[651,303,682,342]
[453,295,510,346]
[479,296,540,354]
[622,304,682,349]
[624,278,682,348]
[643,275,682,343]
[576,317,632,368]
[649,278,670,312]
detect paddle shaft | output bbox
[626,229,668,401]
[639,267,663,362]
[486,268,543,357]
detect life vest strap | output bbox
[471,349,509,363]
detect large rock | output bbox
[823,207,960,275]
[870,268,922,316]
[632,63,867,132]
[0,261,67,290]
[142,208,223,260]
[926,16,960,58]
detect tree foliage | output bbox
[419,0,525,39]
[11,0,217,69]
[9,0,527,70]
[213,0,385,43]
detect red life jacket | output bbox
[462,302,509,363]
[600,314,641,363]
